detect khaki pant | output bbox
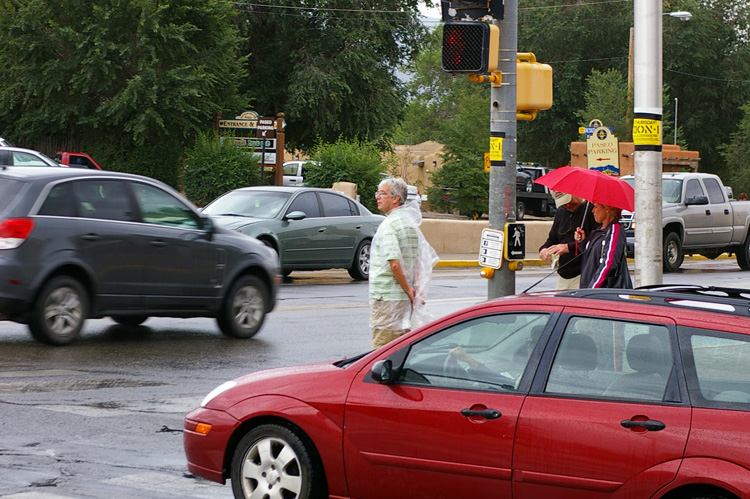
[372,328,409,349]
[556,274,581,290]
[371,298,410,349]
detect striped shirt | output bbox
[369,206,419,300]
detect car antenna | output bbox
[521,254,582,294]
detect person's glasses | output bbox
[375,190,393,198]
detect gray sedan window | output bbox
[319,192,356,217]
[287,192,320,218]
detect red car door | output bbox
[513,312,691,498]
[344,311,554,499]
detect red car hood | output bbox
[203,360,363,413]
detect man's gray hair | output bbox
[379,177,408,205]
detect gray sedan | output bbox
[203,187,384,279]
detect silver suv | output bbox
[0,167,279,345]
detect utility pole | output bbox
[632,0,663,286]
[488,0,517,299]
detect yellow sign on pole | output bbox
[633,118,662,147]
[489,136,503,162]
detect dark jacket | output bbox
[539,201,598,279]
[580,222,633,289]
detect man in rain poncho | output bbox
[369,178,438,349]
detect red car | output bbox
[184,286,750,499]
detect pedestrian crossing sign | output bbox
[505,223,526,261]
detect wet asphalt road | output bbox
[0,259,748,498]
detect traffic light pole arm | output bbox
[469,73,502,83]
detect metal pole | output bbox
[632,0,663,286]
[488,0,517,299]
[673,97,678,145]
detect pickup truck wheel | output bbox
[516,201,526,220]
[663,232,684,272]
[737,235,750,270]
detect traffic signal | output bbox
[442,21,499,74]
[516,52,553,120]
[441,0,504,22]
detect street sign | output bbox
[255,128,276,139]
[479,228,504,269]
[252,152,276,164]
[257,117,276,131]
[233,138,276,149]
[505,223,526,260]
[219,119,257,129]
[586,126,620,175]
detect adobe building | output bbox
[570,141,700,175]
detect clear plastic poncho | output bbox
[369,200,440,331]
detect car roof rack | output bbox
[556,286,750,317]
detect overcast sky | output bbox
[419,2,441,24]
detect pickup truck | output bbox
[619,172,750,272]
[516,164,556,220]
[54,151,103,170]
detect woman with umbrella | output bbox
[535,166,634,289]
[575,203,632,289]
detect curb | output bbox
[436,253,735,269]
[436,258,547,269]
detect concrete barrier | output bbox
[421,219,552,257]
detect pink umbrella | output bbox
[534,166,635,211]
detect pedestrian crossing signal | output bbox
[442,22,499,74]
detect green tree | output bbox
[233,0,427,151]
[183,132,260,207]
[0,0,246,186]
[720,102,750,196]
[575,69,631,141]
[395,26,491,217]
[517,0,750,174]
[305,137,388,212]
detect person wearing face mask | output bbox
[575,202,633,289]
[539,191,598,290]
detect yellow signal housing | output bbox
[517,52,553,121]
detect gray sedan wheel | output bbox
[348,240,371,280]
[29,276,88,345]
[217,275,267,339]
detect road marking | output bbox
[276,296,487,312]
[104,471,225,497]
[0,370,86,378]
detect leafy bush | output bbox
[182,132,260,206]
[306,137,387,212]
[91,139,184,188]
